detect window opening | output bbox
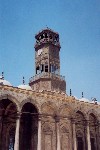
[45,65,48,72]
[36,66,40,74]
[41,34,44,39]
[45,33,48,38]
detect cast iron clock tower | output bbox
[29,28,66,93]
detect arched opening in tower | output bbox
[0,99,17,150]
[20,102,38,150]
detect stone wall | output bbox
[0,85,100,150]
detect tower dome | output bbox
[79,97,89,102]
[18,84,32,90]
[18,77,32,90]
[0,75,12,86]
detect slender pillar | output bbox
[14,113,21,150]
[72,119,77,150]
[55,116,61,150]
[0,116,3,148]
[86,121,91,150]
[57,122,61,150]
[97,121,100,150]
[37,115,42,150]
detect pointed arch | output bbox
[0,94,20,112]
[75,110,86,150]
[0,97,17,150]
[89,112,98,150]
[87,109,99,121]
[74,106,87,120]
[20,98,40,113]
[20,102,38,150]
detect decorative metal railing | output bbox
[29,72,65,83]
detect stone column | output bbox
[86,121,91,150]
[14,113,21,150]
[97,121,100,150]
[0,116,3,148]
[55,116,61,150]
[72,119,77,150]
[37,115,42,150]
[57,122,61,150]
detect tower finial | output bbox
[70,89,72,96]
[23,77,25,85]
[82,92,84,98]
[46,25,48,29]
[2,72,4,80]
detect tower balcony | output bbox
[29,72,65,83]
[35,38,60,49]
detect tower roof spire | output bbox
[23,76,25,85]
[2,72,4,80]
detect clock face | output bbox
[38,48,43,56]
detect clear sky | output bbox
[0,0,100,101]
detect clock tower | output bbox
[29,28,66,93]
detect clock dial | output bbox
[38,48,43,56]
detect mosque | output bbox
[0,28,100,150]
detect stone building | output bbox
[0,28,100,150]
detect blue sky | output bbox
[0,0,100,101]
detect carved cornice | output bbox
[0,85,100,111]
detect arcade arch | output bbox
[20,102,38,150]
[75,111,86,150]
[0,98,17,150]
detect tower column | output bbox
[37,115,42,150]
[86,121,91,150]
[72,119,77,150]
[98,121,100,150]
[0,116,3,148]
[55,116,61,150]
[14,113,21,150]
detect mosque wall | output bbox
[0,85,100,150]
